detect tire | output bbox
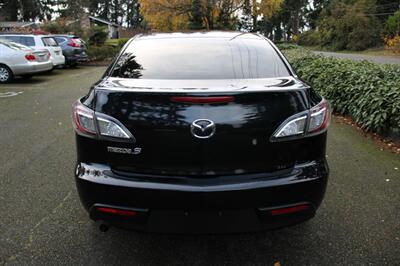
[0,65,13,83]
[46,67,55,73]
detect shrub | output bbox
[104,38,130,48]
[282,48,400,134]
[275,43,300,50]
[386,10,400,36]
[88,26,108,45]
[87,45,120,61]
[384,35,400,54]
[41,22,71,34]
[298,30,321,46]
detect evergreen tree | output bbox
[189,0,204,30]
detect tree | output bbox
[139,0,243,31]
[376,0,400,22]
[318,0,381,50]
[140,0,191,31]
[0,0,58,21]
[306,0,331,29]
[189,0,204,29]
[386,10,400,36]
[0,0,19,21]
[59,0,88,19]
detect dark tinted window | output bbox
[42,37,58,46]
[1,36,19,43]
[111,38,290,80]
[20,37,35,46]
[54,37,67,44]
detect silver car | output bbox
[0,34,65,68]
[0,40,53,83]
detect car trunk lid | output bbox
[33,50,49,62]
[95,77,310,176]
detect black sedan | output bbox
[72,32,330,233]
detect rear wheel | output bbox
[0,65,13,83]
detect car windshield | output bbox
[42,37,59,47]
[0,40,31,50]
[111,37,290,80]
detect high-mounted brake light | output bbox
[272,99,331,141]
[171,96,234,104]
[72,100,134,140]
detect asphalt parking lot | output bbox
[0,67,399,265]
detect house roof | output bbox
[88,16,119,27]
[0,21,36,28]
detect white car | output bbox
[0,40,53,83]
[0,34,65,68]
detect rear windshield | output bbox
[111,38,290,80]
[0,40,30,50]
[0,36,35,47]
[42,37,58,47]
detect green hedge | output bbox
[87,45,120,61]
[281,48,400,134]
[275,43,300,50]
[104,38,130,48]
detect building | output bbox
[88,16,120,39]
[67,14,120,39]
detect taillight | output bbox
[72,100,134,140]
[308,99,330,133]
[97,117,131,139]
[72,101,96,135]
[67,39,80,47]
[25,54,36,61]
[271,99,331,141]
[273,114,308,138]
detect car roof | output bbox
[0,34,55,38]
[0,34,36,37]
[51,35,77,38]
[134,31,265,41]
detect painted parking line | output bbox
[0,91,23,98]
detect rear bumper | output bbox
[51,55,65,67]
[75,160,329,233]
[65,54,88,64]
[11,61,53,75]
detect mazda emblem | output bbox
[190,119,216,139]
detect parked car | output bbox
[0,34,65,69]
[52,35,88,66]
[0,40,53,83]
[73,32,330,233]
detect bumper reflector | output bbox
[97,207,137,217]
[270,204,310,216]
